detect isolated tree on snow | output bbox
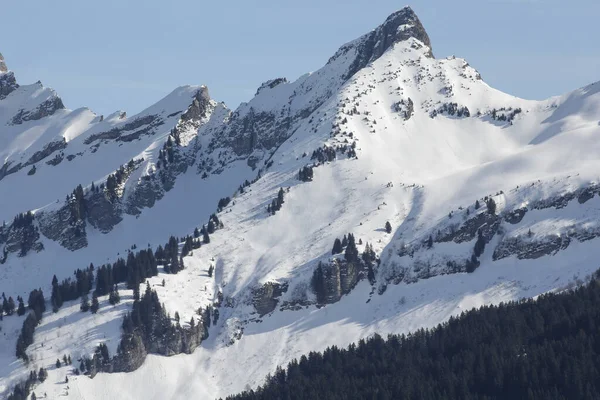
[427,235,433,249]
[208,265,214,278]
[56,359,61,369]
[486,198,496,215]
[385,221,392,234]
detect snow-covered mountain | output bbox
[2,6,600,399]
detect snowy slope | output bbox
[2,6,600,399]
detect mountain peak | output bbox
[370,6,432,57]
[0,52,8,73]
[332,6,433,81]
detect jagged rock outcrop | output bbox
[25,139,67,167]
[84,114,162,144]
[171,86,213,145]
[0,52,7,73]
[86,192,123,233]
[11,95,65,125]
[317,260,363,305]
[252,282,289,316]
[0,215,44,257]
[339,6,433,80]
[0,70,18,99]
[92,322,208,377]
[255,78,288,96]
[437,211,500,244]
[37,205,88,251]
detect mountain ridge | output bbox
[1,7,600,400]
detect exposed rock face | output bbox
[320,260,362,304]
[0,52,7,73]
[11,96,65,125]
[84,115,162,144]
[25,139,67,167]
[86,192,123,233]
[0,219,44,257]
[255,78,288,96]
[93,323,208,377]
[0,71,18,99]
[37,205,88,251]
[438,211,500,244]
[252,282,289,316]
[172,87,212,143]
[340,6,433,80]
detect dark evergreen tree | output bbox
[208,265,214,278]
[473,229,486,258]
[80,295,90,312]
[486,197,496,215]
[344,234,359,263]
[38,368,47,383]
[427,235,433,249]
[90,293,99,314]
[385,221,392,234]
[17,296,25,316]
[331,238,343,255]
[311,262,326,304]
[207,219,216,234]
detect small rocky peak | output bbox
[0,52,8,73]
[333,6,433,81]
[0,52,19,99]
[378,6,432,53]
[255,77,288,96]
[181,86,212,123]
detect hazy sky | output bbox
[2,0,599,116]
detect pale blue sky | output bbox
[2,1,598,115]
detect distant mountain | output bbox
[2,6,600,399]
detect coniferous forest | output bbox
[226,270,600,400]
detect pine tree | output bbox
[90,293,99,314]
[203,228,210,244]
[474,229,486,258]
[38,367,47,382]
[486,198,496,215]
[17,296,25,316]
[208,265,214,278]
[56,359,61,368]
[194,227,200,238]
[427,235,433,249]
[80,295,90,312]
[207,219,216,234]
[385,221,392,234]
[345,234,359,263]
[332,238,343,255]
